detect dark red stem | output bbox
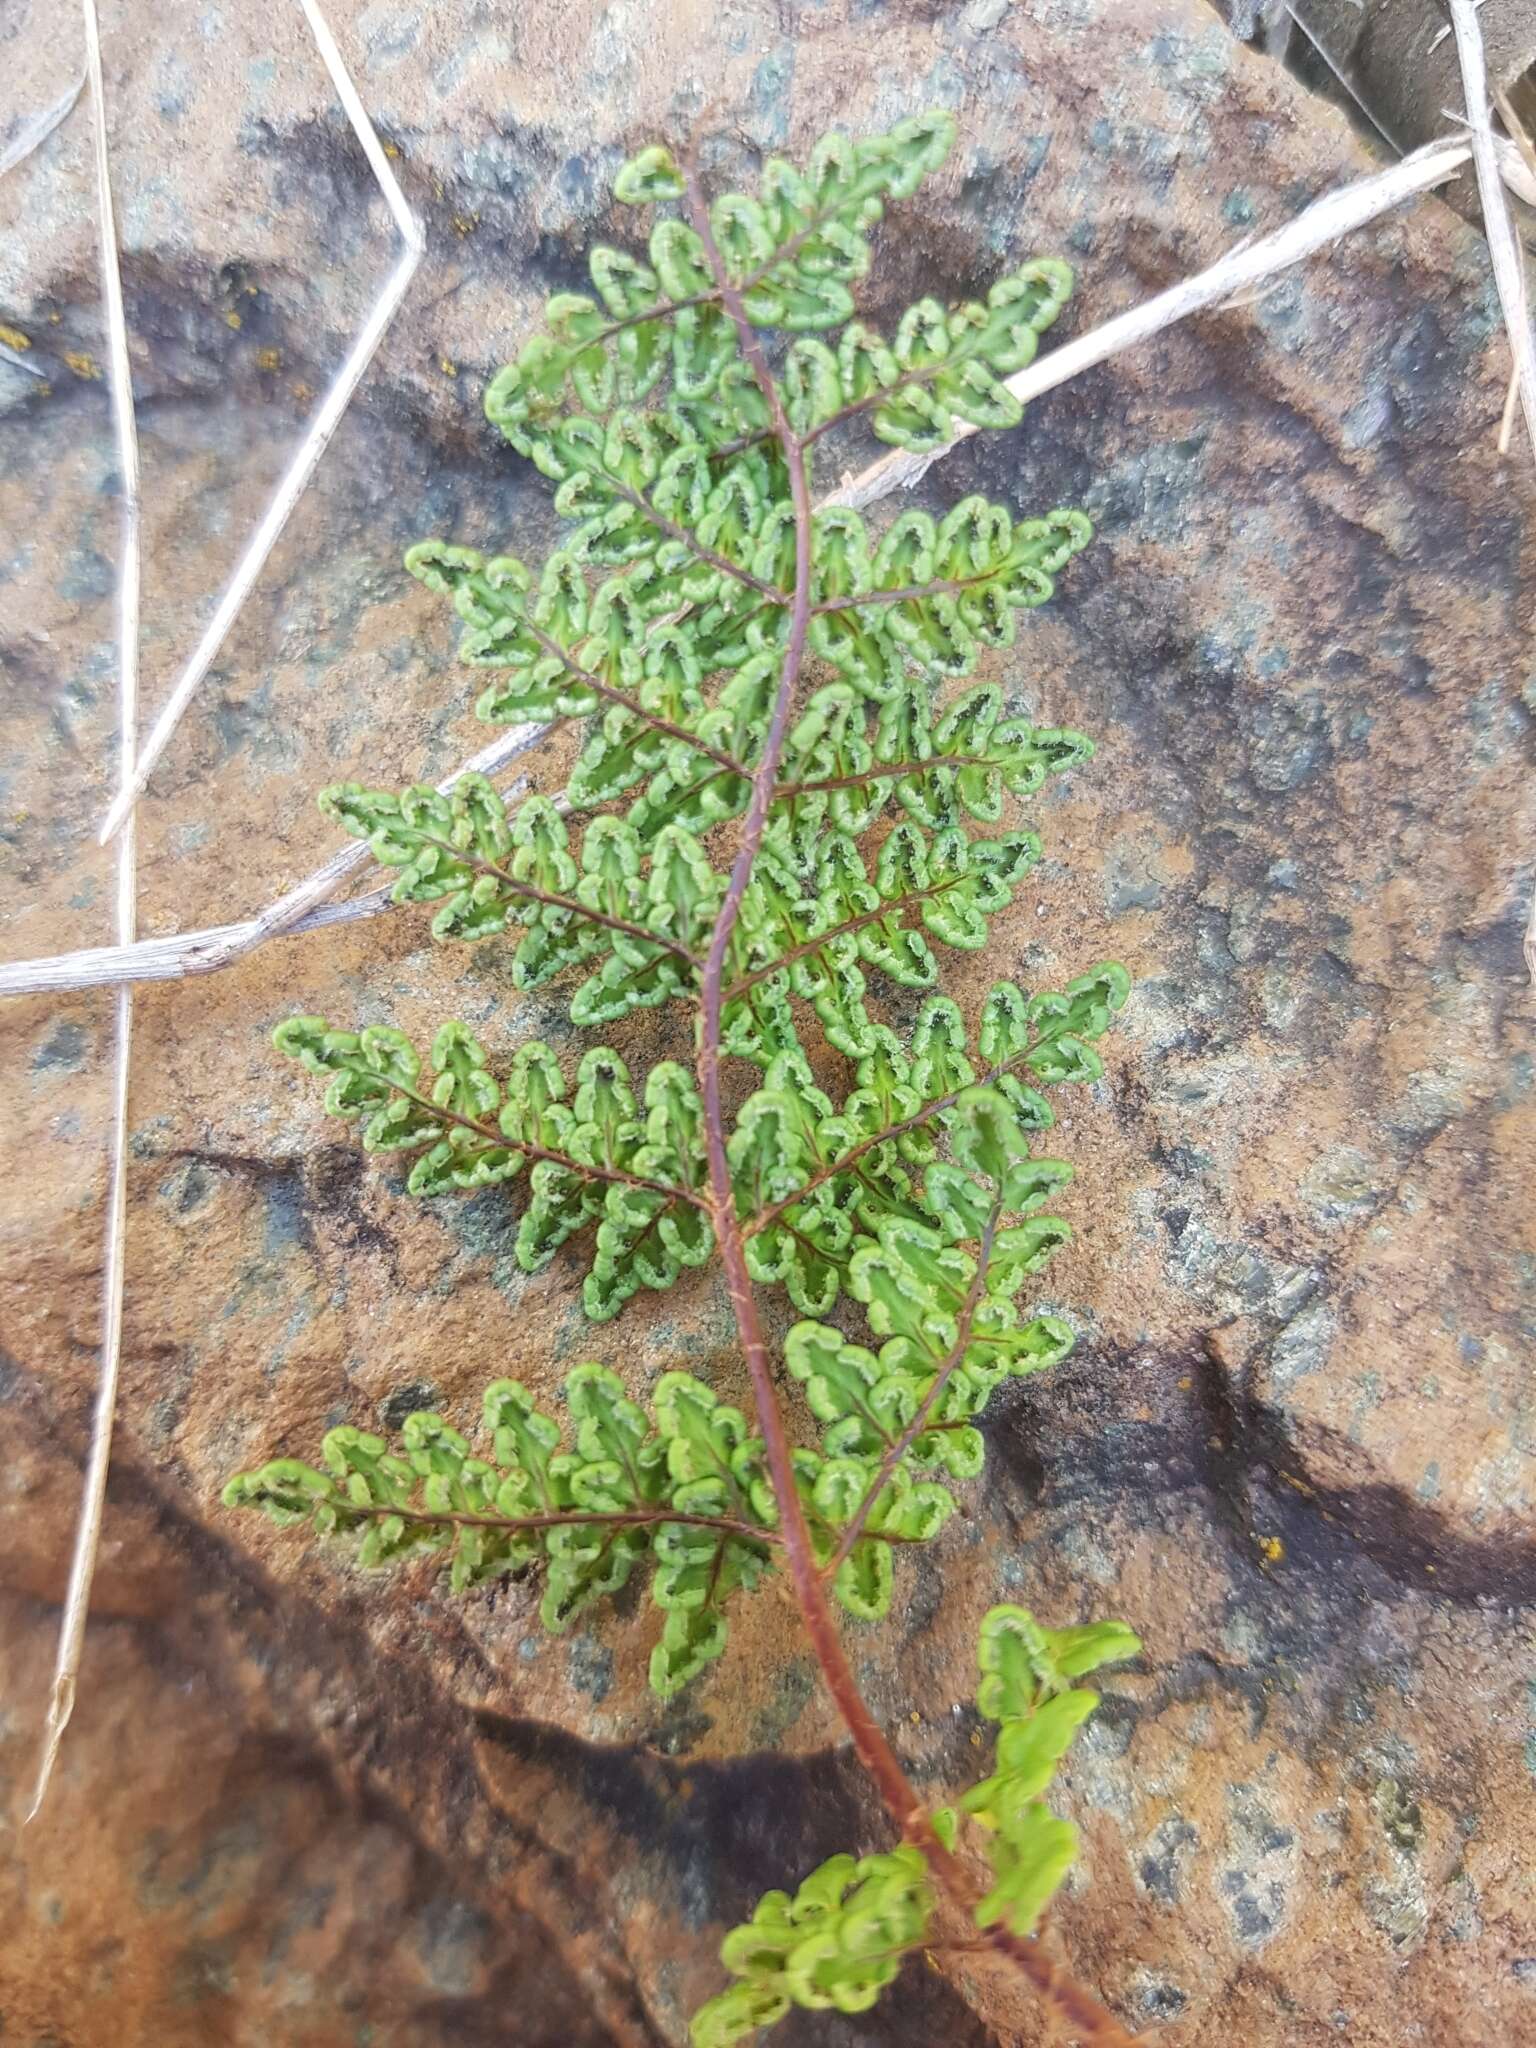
[683,162,1138,2048]
[748,1043,1046,1235]
[823,1202,1002,1576]
[382,1079,704,1207]
[722,874,966,1002]
[772,754,996,800]
[811,572,989,613]
[599,473,790,605]
[522,617,746,777]
[334,1499,778,1545]
[406,830,701,967]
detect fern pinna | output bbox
[227,115,1143,2046]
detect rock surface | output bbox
[2,1,1534,2043]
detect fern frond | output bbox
[690,1603,1140,2044]
[243,105,1148,2048]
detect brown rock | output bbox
[1,1,1533,2043]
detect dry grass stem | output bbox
[28,0,141,1824]
[826,138,1470,510]
[0,71,84,180]
[95,0,424,846]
